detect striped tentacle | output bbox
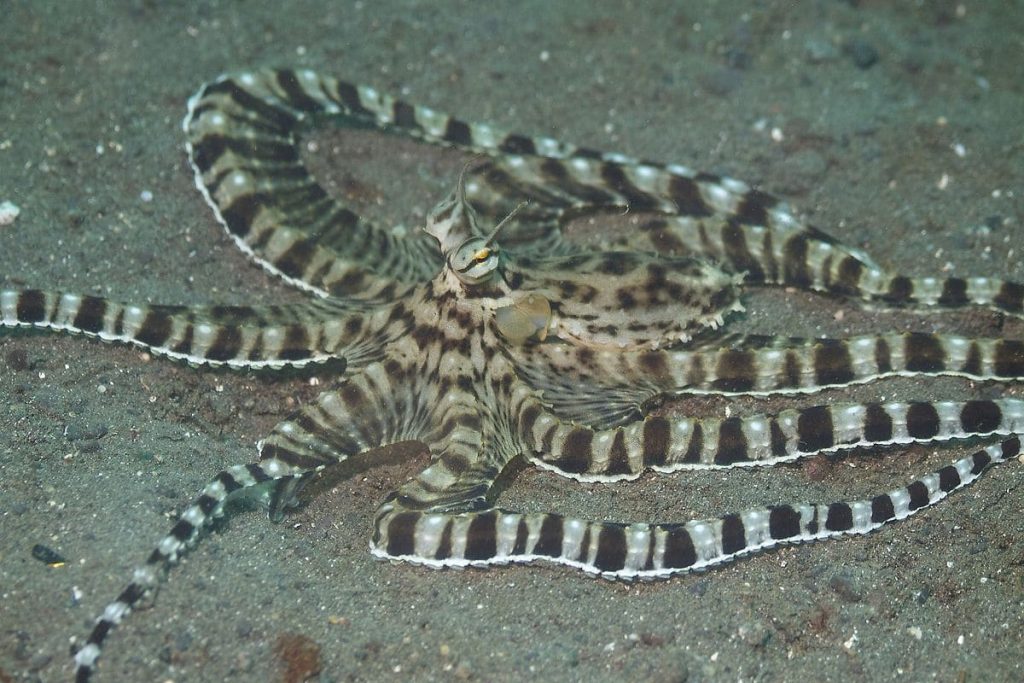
[73,364,422,681]
[392,372,523,513]
[641,210,1024,316]
[372,436,1018,580]
[73,456,309,682]
[393,433,500,515]
[259,360,426,517]
[185,69,444,298]
[475,153,1024,317]
[391,392,520,505]
[515,388,1024,480]
[184,68,594,291]
[470,153,888,288]
[369,378,528,569]
[463,134,786,224]
[0,288,403,369]
[187,69,1024,316]
[836,267,1024,316]
[515,332,1024,401]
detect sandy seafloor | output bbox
[1,1,1022,681]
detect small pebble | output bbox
[0,200,20,226]
[64,422,109,441]
[699,67,743,96]
[205,394,234,425]
[31,543,66,566]
[846,39,880,69]
[175,630,193,652]
[274,632,322,683]
[233,652,254,673]
[736,620,772,648]
[968,538,989,555]
[6,348,30,371]
[29,653,53,671]
[76,439,102,454]
[829,574,863,602]
[983,215,1004,231]
[805,37,839,63]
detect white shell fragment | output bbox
[0,200,20,226]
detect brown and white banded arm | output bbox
[0,287,407,369]
[368,393,520,569]
[372,435,1017,581]
[72,361,425,681]
[617,209,1024,315]
[513,385,1024,480]
[187,69,1024,317]
[473,153,1024,317]
[511,332,1024,422]
[185,69,451,298]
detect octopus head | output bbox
[425,167,526,287]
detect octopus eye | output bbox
[450,238,499,284]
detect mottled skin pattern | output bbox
[0,69,1021,681]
